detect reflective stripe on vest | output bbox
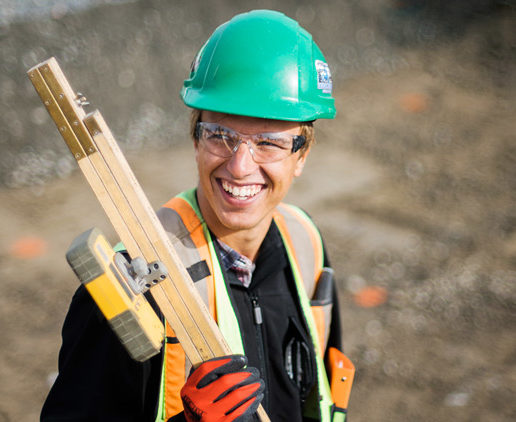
[274,204,331,354]
[164,189,246,356]
[155,189,333,421]
[274,206,333,421]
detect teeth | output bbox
[222,180,262,199]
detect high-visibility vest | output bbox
[154,189,337,421]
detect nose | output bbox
[226,139,259,177]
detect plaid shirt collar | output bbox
[216,239,255,288]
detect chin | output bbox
[217,210,267,232]
[220,216,258,232]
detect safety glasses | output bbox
[195,122,306,163]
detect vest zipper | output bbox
[252,297,263,325]
[251,294,268,411]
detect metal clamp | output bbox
[114,253,168,295]
[75,92,90,108]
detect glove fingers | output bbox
[181,355,263,422]
[194,355,248,388]
[191,382,262,422]
[196,372,264,417]
[219,381,264,413]
[232,393,264,422]
[225,390,265,421]
[213,367,264,402]
[200,371,254,403]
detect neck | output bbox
[195,188,273,261]
[215,223,270,262]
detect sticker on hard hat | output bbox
[315,60,332,94]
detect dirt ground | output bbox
[0,1,515,421]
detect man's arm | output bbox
[41,285,162,421]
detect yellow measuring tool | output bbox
[66,227,164,362]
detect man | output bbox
[41,9,351,422]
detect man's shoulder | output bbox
[275,202,320,231]
[157,189,203,237]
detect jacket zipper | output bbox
[251,294,268,411]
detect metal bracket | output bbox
[75,92,90,108]
[114,253,168,295]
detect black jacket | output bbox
[41,221,341,421]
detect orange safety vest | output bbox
[154,189,351,421]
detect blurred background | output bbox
[0,0,515,420]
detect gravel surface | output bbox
[0,1,515,421]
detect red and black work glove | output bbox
[180,354,264,422]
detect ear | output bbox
[294,147,310,177]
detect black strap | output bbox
[186,260,211,283]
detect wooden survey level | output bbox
[28,57,269,421]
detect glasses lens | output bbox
[197,122,300,163]
[198,123,237,157]
[251,134,292,163]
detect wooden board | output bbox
[28,57,269,421]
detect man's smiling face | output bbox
[195,110,309,240]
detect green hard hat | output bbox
[180,9,336,122]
